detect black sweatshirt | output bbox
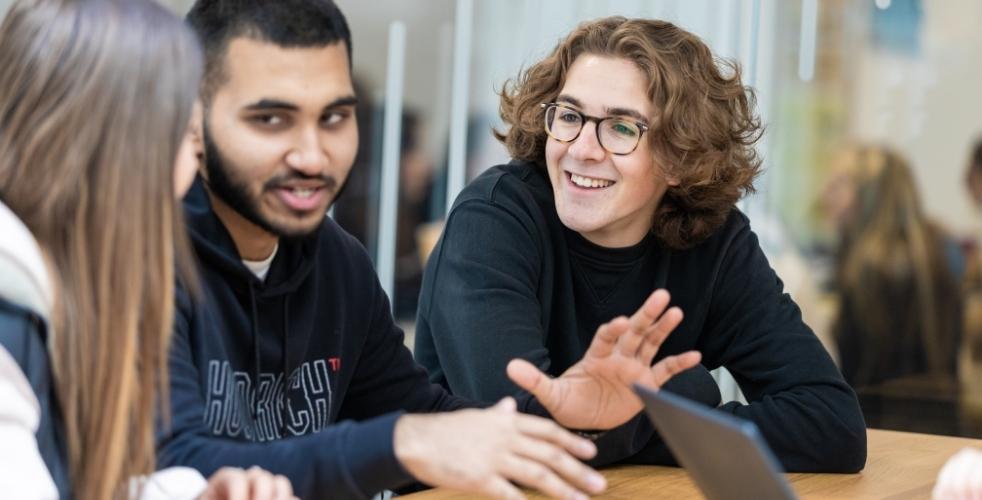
[157,177,473,499]
[415,161,868,473]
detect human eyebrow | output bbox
[556,94,648,125]
[605,106,648,125]
[323,95,358,111]
[242,99,299,112]
[555,94,582,108]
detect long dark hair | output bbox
[832,145,962,387]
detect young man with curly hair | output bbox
[415,16,868,472]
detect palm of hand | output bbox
[507,289,702,431]
[545,345,654,429]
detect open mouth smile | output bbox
[567,171,615,189]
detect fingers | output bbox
[615,290,670,357]
[637,306,684,364]
[629,289,672,334]
[480,476,526,500]
[272,474,295,500]
[512,435,606,495]
[203,467,248,500]
[513,414,597,460]
[614,290,683,362]
[499,454,595,500]
[507,359,557,409]
[247,467,274,500]
[202,467,295,500]
[648,351,702,388]
[585,317,630,359]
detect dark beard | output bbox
[201,119,345,238]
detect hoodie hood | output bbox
[0,201,53,322]
[183,175,317,298]
[181,175,324,423]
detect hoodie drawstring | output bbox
[248,283,261,423]
[281,295,291,436]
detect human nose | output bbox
[285,127,329,175]
[566,120,606,162]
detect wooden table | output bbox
[403,429,982,499]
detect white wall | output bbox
[850,1,982,236]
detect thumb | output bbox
[507,358,555,406]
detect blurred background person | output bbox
[960,138,982,431]
[824,144,963,396]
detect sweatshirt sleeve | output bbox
[0,344,58,500]
[416,199,549,402]
[156,291,414,500]
[335,271,476,420]
[700,219,867,473]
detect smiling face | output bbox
[545,54,671,248]
[201,37,358,238]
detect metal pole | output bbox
[445,0,474,215]
[377,21,406,306]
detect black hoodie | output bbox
[156,178,470,499]
[415,162,868,473]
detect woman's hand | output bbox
[199,466,297,500]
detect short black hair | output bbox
[186,0,352,102]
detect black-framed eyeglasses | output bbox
[540,102,649,155]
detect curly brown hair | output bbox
[496,16,763,249]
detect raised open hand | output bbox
[507,289,701,430]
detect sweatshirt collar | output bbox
[183,175,317,296]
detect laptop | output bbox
[634,384,798,500]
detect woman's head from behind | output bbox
[824,145,925,240]
[828,145,960,386]
[0,0,201,497]
[497,16,762,249]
